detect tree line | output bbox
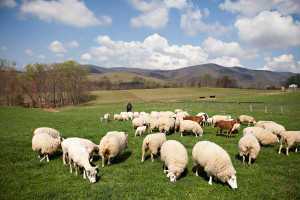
[0,59,91,107]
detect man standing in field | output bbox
[126,102,132,112]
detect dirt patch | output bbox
[43,108,60,112]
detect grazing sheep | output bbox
[62,137,99,165]
[179,119,203,137]
[212,115,231,127]
[133,112,140,118]
[196,112,208,126]
[99,131,128,167]
[161,140,188,182]
[174,117,183,133]
[141,133,167,164]
[114,114,123,121]
[32,133,61,162]
[238,135,260,165]
[192,141,237,189]
[205,118,213,126]
[263,122,286,137]
[174,109,182,114]
[231,123,241,134]
[239,115,256,126]
[158,117,175,134]
[33,127,62,140]
[135,126,147,137]
[132,118,145,128]
[104,113,110,122]
[278,131,300,155]
[216,118,241,138]
[254,121,275,128]
[243,127,279,146]
[147,118,159,133]
[68,141,99,183]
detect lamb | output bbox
[192,141,237,189]
[32,133,62,162]
[104,113,110,122]
[135,126,147,137]
[243,127,279,146]
[132,118,145,128]
[99,131,128,167]
[278,131,300,155]
[239,115,256,126]
[216,118,241,138]
[33,127,62,140]
[141,133,167,164]
[160,140,188,182]
[61,137,99,165]
[263,122,286,137]
[211,115,231,127]
[179,119,203,137]
[254,120,275,128]
[238,134,260,165]
[68,141,99,183]
[205,118,213,126]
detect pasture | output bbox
[0,88,299,199]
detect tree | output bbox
[203,74,211,87]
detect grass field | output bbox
[0,88,299,199]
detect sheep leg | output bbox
[151,153,154,162]
[242,156,245,164]
[40,154,46,162]
[286,147,289,156]
[101,156,105,168]
[296,144,298,152]
[83,168,86,179]
[90,153,94,162]
[63,153,67,165]
[195,165,199,176]
[134,130,137,137]
[74,163,78,175]
[278,144,283,154]
[108,156,111,166]
[69,159,73,173]
[46,154,49,162]
[181,132,183,137]
[141,150,145,164]
[248,156,252,166]
[208,175,213,185]
[164,164,167,173]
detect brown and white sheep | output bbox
[216,118,241,138]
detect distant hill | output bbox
[84,63,294,88]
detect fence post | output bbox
[250,103,252,112]
[281,104,283,114]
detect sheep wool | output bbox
[278,131,300,155]
[254,121,275,128]
[32,133,61,162]
[33,127,61,140]
[238,134,260,165]
[239,115,256,126]
[179,120,203,137]
[192,141,237,189]
[263,122,286,137]
[141,133,167,164]
[161,140,188,182]
[243,127,279,146]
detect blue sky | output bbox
[0,0,300,73]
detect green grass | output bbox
[0,89,299,199]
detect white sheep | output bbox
[61,137,99,165]
[33,127,62,140]
[179,120,203,137]
[133,112,140,118]
[205,118,213,126]
[161,140,188,182]
[135,126,147,137]
[263,122,286,137]
[147,118,159,133]
[243,127,279,146]
[238,134,260,165]
[174,109,182,114]
[158,117,175,134]
[114,114,123,121]
[104,113,110,122]
[32,133,62,162]
[192,141,237,189]
[174,117,182,133]
[278,131,300,155]
[254,120,275,128]
[141,133,167,164]
[196,112,208,126]
[99,131,128,167]
[68,141,99,183]
[212,115,231,127]
[231,123,241,134]
[239,115,256,126]
[132,118,145,128]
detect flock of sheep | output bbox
[31,109,299,188]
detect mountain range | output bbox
[84,63,294,88]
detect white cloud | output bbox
[83,33,243,69]
[20,0,112,27]
[180,8,232,36]
[68,40,79,48]
[48,40,67,57]
[235,11,300,48]
[0,46,8,51]
[260,54,299,73]
[25,49,45,59]
[219,0,300,16]
[25,49,35,57]
[0,0,17,8]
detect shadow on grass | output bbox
[111,151,132,165]
[143,151,161,163]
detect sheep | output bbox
[61,137,99,165]
[104,113,110,122]
[174,117,183,133]
[205,118,213,126]
[211,115,231,127]
[158,117,175,134]
[133,112,140,118]
[99,131,128,167]
[278,131,300,155]
[196,112,208,126]
[238,134,260,165]
[161,140,188,182]
[132,118,145,128]
[33,127,62,140]
[239,115,256,126]
[216,118,241,138]
[32,133,62,162]
[135,126,147,137]
[243,127,279,146]
[192,141,237,189]
[147,118,159,133]
[231,123,241,134]
[179,119,203,137]
[263,122,286,137]
[183,116,203,125]
[174,109,182,114]
[254,120,275,128]
[141,133,167,164]
[114,114,123,121]
[68,141,99,183]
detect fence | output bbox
[145,101,300,114]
